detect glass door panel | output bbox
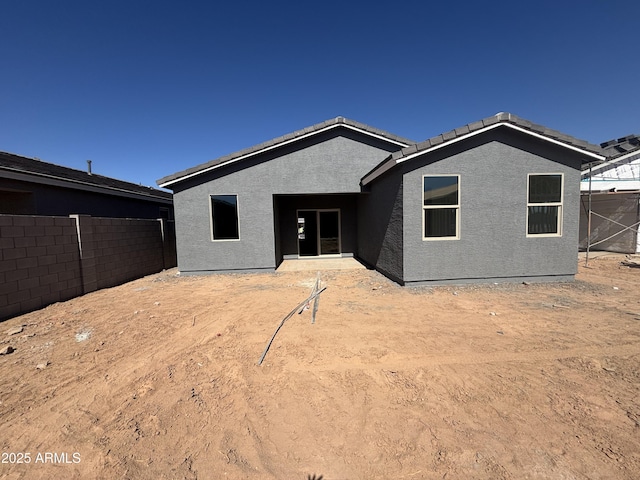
[297,210,318,256]
[319,210,340,255]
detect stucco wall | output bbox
[400,130,584,284]
[171,128,402,273]
[357,169,404,283]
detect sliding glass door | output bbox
[297,209,341,256]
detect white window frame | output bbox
[422,174,460,241]
[209,194,241,241]
[526,173,563,237]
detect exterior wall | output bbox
[171,128,403,273]
[0,188,34,214]
[77,216,170,290]
[400,130,585,284]
[357,169,404,283]
[0,214,177,321]
[0,215,82,320]
[579,193,639,253]
[275,194,358,261]
[0,177,172,219]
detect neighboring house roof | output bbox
[580,135,640,191]
[0,151,172,203]
[157,116,415,188]
[601,134,640,157]
[362,113,607,186]
[581,134,640,177]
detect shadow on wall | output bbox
[358,170,404,283]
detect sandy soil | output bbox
[1,255,639,480]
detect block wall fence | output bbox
[0,214,177,321]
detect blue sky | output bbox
[1,0,638,190]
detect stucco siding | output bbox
[401,132,584,284]
[172,129,401,273]
[173,186,274,272]
[357,169,404,282]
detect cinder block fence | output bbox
[0,214,176,321]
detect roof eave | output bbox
[158,122,413,189]
[1,167,173,204]
[362,122,606,186]
[581,149,640,177]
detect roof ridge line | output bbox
[158,117,415,187]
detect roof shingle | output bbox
[599,135,640,158]
[363,113,607,186]
[0,151,172,201]
[389,112,606,163]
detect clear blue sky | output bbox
[1,0,638,190]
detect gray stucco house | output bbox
[158,113,606,285]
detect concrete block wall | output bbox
[1,215,177,321]
[0,215,82,320]
[90,217,166,290]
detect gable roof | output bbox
[157,116,415,188]
[362,113,607,186]
[581,134,640,178]
[0,151,172,203]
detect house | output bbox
[157,113,605,285]
[0,151,173,219]
[579,135,640,253]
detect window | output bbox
[159,207,172,220]
[422,175,459,240]
[210,195,239,240]
[527,174,562,236]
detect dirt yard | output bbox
[1,255,639,480]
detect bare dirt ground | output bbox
[1,255,639,480]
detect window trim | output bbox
[526,173,563,237]
[422,174,460,241]
[209,194,241,242]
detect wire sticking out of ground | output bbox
[257,274,325,366]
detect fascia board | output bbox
[580,178,640,192]
[360,159,396,186]
[1,168,173,204]
[362,123,606,186]
[159,123,412,188]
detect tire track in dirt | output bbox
[284,342,640,372]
